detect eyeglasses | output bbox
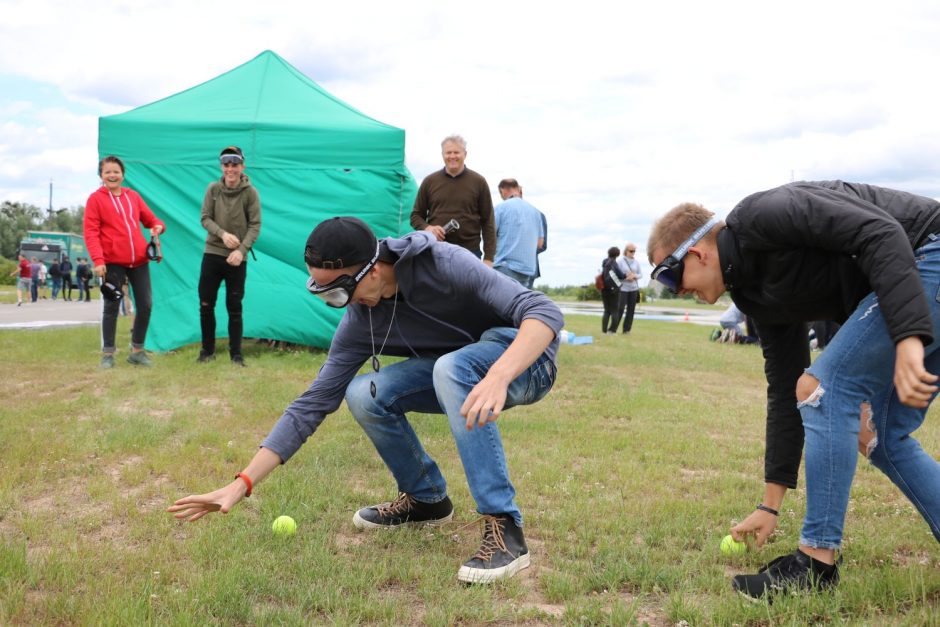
[626,249,636,253]
[220,155,243,166]
[305,243,380,307]
[650,218,719,294]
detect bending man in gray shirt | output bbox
[170,217,564,585]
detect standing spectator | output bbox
[120,276,135,317]
[600,247,626,334]
[169,217,563,584]
[36,260,49,299]
[75,257,89,302]
[84,155,166,369]
[49,257,62,300]
[197,146,262,367]
[80,258,93,302]
[28,257,41,302]
[492,178,543,288]
[59,256,73,301]
[8,254,31,306]
[410,135,495,265]
[615,243,642,333]
[534,210,548,288]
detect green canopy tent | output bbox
[98,50,416,352]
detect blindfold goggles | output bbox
[146,235,162,262]
[305,242,380,308]
[650,217,719,294]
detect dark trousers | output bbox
[617,290,640,332]
[62,274,73,300]
[601,289,621,333]
[102,264,152,353]
[82,277,91,301]
[198,253,247,357]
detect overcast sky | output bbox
[3,0,940,286]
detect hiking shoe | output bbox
[197,350,215,363]
[100,354,115,369]
[457,514,530,584]
[127,351,153,367]
[732,548,839,601]
[231,354,246,367]
[353,493,453,529]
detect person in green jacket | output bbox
[197,146,261,366]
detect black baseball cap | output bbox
[304,217,378,269]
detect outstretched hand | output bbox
[894,336,938,408]
[731,508,777,548]
[167,481,246,522]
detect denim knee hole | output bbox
[796,373,825,408]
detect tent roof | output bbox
[99,50,405,169]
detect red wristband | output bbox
[235,472,252,497]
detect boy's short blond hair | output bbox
[647,202,721,264]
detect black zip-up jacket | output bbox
[717,180,940,488]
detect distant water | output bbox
[555,301,721,326]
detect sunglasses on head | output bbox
[305,243,380,308]
[220,155,243,166]
[650,217,719,294]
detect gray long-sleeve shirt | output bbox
[261,231,564,462]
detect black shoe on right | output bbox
[353,493,453,529]
[732,548,839,601]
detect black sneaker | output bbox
[457,514,530,584]
[197,350,215,363]
[732,548,839,601]
[231,354,245,367]
[353,493,453,529]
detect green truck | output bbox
[21,231,88,265]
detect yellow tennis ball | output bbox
[720,534,746,556]
[272,515,297,537]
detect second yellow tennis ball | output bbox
[720,534,746,556]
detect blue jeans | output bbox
[800,237,940,549]
[494,265,533,288]
[344,327,556,526]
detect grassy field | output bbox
[1,315,938,625]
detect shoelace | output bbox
[471,515,509,561]
[376,493,415,517]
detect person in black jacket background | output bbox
[600,246,626,334]
[648,181,940,599]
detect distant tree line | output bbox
[536,283,694,302]
[0,201,85,285]
[0,201,85,260]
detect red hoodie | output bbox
[84,186,166,268]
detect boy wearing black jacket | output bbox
[648,181,940,599]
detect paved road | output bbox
[0,297,721,329]
[556,301,722,326]
[0,298,102,329]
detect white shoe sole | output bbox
[352,509,453,530]
[456,552,530,584]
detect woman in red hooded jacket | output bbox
[84,155,166,369]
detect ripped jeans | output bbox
[799,237,940,549]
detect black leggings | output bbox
[198,253,247,357]
[101,264,152,353]
[601,289,621,333]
